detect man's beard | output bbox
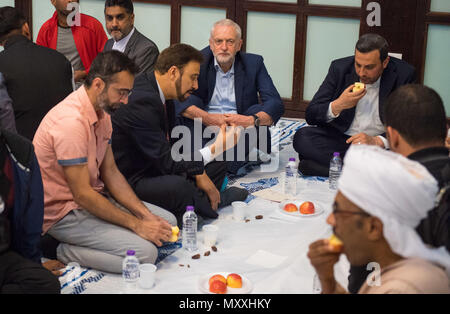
[109,28,124,42]
[175,77,195,102]
[215,53,233,65]
[109,25,133,42]
[98,92,121,115]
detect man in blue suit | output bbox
[293,34,416,176]
[176,19,284,173]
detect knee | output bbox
[165,211,177,227]
[135,241,159,265]
[293,127,312,154]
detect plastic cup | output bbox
[232,201,247,221]
[203,225,219,246]
[138,264,157,289]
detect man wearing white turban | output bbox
[347,84,450,293]
[308,145,450,293]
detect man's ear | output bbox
[237,38,243,52]
[386,126,400,150]
[167,65,180,81]
[22,23,31,40]
[366,217,384,241]
[92,77,106,94]
[382,56,390,69]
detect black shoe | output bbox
[218,187,249,208]
[298,159,329,177]
[40,234,60,260]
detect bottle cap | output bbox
[126,250,136,256]
[289,158,296,161]
[333,152,340,157]
[186,206,194,211]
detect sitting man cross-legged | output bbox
[308,145,450,294]
[111,43,247,226]
[293,33,416,176]
[33,51,176,274]
[176,19,284,174]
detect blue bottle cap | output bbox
[289,158,296,161]
[333,152,340,157]
[126,250,136,256]
[186,206,194,211]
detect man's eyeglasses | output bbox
[332,203,371,217]
[113,87,132,100]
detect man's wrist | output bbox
[331,100,343,116]
[318,276,338,294]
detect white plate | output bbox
[198,272,253,294]
[278,200,324,218]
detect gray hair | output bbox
[210,19,242,40]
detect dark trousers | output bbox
[0,251,60,294]
[133,161,227,227]
[293,126,350,176]
[177,117,271,174]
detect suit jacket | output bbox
[305,56,416,134]
[176,47,284,123]
[111,71,204,187]
[103,29,159,75]
[0,35,73,140]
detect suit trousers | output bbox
[0,250,60,294]
[133,161,227,226]
[48,198,177,274]
[293,126,350,175]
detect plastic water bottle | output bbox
[283,158,297,196]
[122,250,140,284]
[182,206,198,252]
[329,152,343,190]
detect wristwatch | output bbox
[252,114,260,127]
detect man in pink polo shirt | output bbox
[33,51,175,273]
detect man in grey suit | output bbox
[103,0,159,75]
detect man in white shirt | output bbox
[103,0,159,75]
[293,34,416,176]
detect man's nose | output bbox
[326,213,336,227]
[219,41,228,50]
[358,67,367,77]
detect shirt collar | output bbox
[214,58,235,75]
[78,85,102,126]
[156,79,166,105]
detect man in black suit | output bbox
[293,33,416,176]
[111,44,247,225]
[0,6,73,141]
[103,0,159,76]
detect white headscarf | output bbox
[338,145,450,275]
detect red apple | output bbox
[209,274,226,286]
[209,280,227,294]
[299,201,315,214]
[226,273,243,288]
[283,203,298,212]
